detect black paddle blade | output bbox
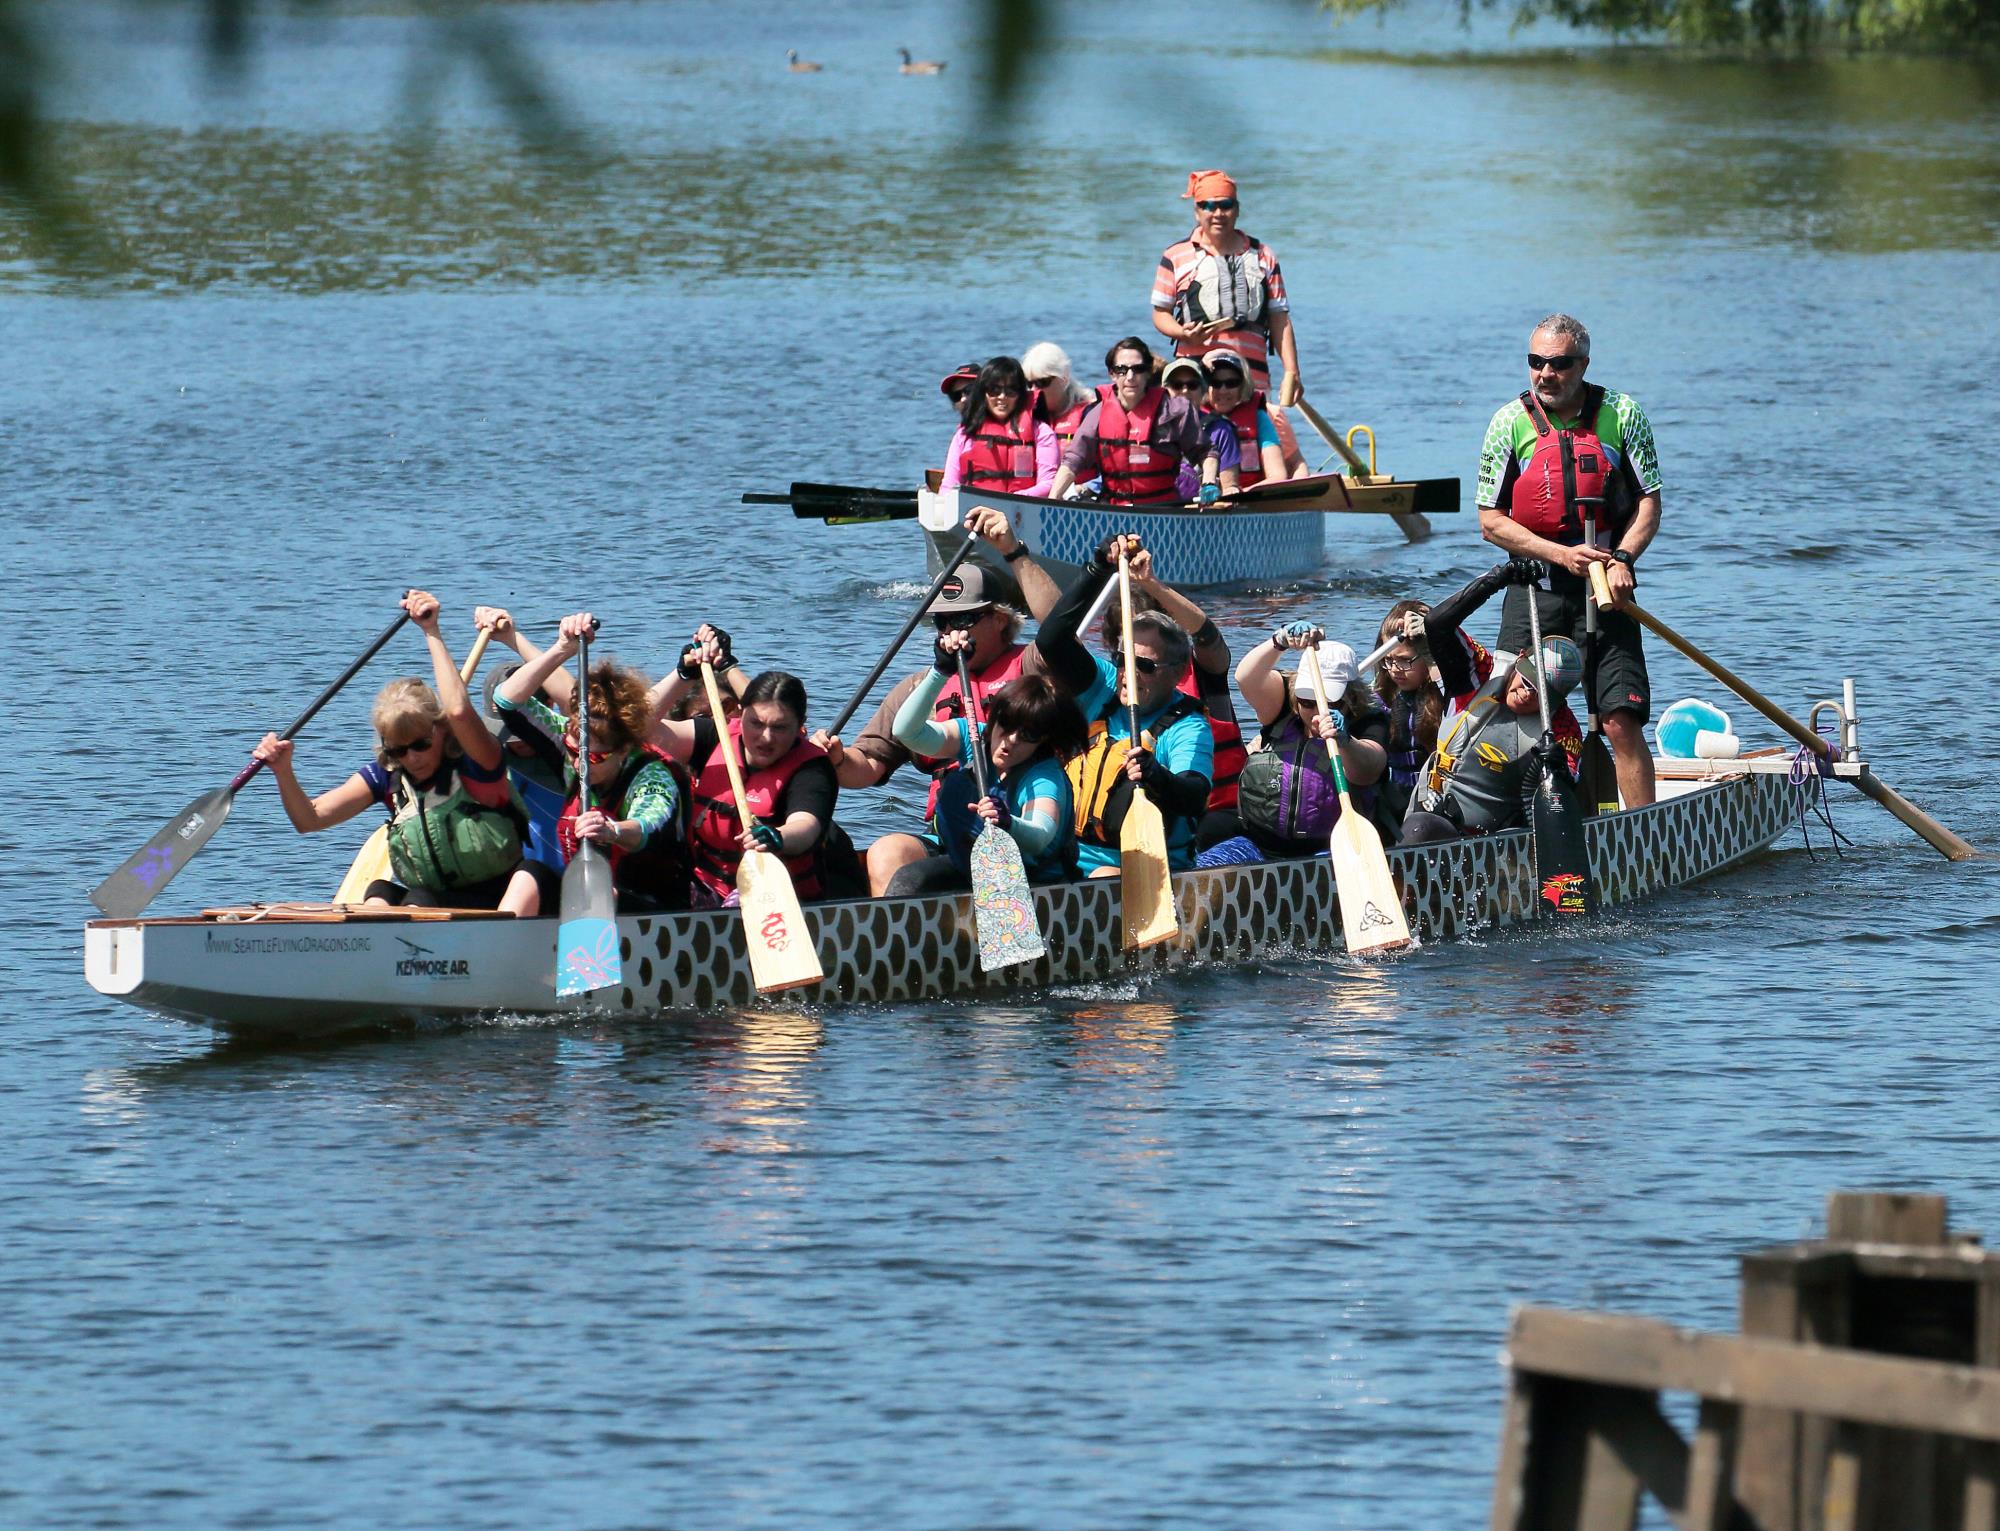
[89,785,235,917]
[1580,733,1620,816]
[789,499,919,524]
[1408,477,1464,517]
[1530,766,1597,918]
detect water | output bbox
[9,1,2000,1524]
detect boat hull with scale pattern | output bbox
[84,771,1794,1040]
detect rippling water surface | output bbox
[9,1,2000,1525]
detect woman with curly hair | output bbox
[252,590,542,914]
[496,611,691,912]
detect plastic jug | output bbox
[1656,698,1734,759]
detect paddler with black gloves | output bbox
[1031,534,1214,876]
[1400,631,1585,846]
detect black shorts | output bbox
[1497,583,1651,725]
[365,868,521,910]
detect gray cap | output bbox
[927,565,999,615]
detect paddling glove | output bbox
[1198,482,1220,506]
[1502,558,1547,587]
[932,637,959,678]
[747,822,783,853]
[1533,732,1564,771]
[1132,749,1209,818]
[984,789,1013,829]
[1273,620,1321,650]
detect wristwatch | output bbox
[1003,543,1032,563]
[1611,549,1637,570]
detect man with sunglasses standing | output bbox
[1476,313,1663,808]
[1151,171,1300,411]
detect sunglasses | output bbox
[1027,376,1057,389]
[985,384,1020,397]
[1109,362,1149,377]
[932,611,984,632]
[1113,650,1161,676]
[563,732,612,765]
[1208,373,1244,389]
[1195,198,1238,211]
[1528,353,1581,373]
[382,734,438,759]
[1164,375,1203,391]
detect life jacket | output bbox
[1094,384,1181,505]
[1173,240,1271,335]
[1236,711,1348,846]
[1065,692,1206,847]
[1040,391,1090,454]
[1220,392,1268,489]
[384,759,527,893]
[1512,384,1629,544]
[556,744,694,909]
[688,722,830,901]
[1413,670,1580,835]
[914,644,1028,820]
[932,753,1077,883]
[1178,667,1245,812]
[960,405,1039,493]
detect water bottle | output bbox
[1656,698,1732,758]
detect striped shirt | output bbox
[1151,232,1290,384]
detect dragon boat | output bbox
[85,759,1819,1042]
[918,471,1461,597]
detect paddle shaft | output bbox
[956,652,990,799]
[825,529,980,737]
[1300,645,1352,802]
[1525,585,1554,735]
[1586,565,1978,862]
[701,662,759,836]
[1118,560,1142,745]
[1291,395,1372,477]
[226,607,413,792]
[576,627,595,817]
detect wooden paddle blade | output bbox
[90,785,235,917]
[1530,767,1598,918]
[333,825,393,904]
[1117,789,1178,949]
[556,845,622,997]
[970,828,1045,971]
[1329,807,1411,955]
[1580,734,1620,816]
[736,850,824,993]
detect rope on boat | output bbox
[1787,726,1854,861]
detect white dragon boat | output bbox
[85,762,1812,1042]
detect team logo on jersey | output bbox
[1474,742,1510,771]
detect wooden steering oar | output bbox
[334,627,494,904]
[1116,557,1178,950]
[701,660,824,993]
[1290,394,1430,541]
[91,603,413,918]
[957,651,1045,972]
[1300,644,1411,955]
[556,622,622,999]
[1525,594,1597,917]
[1586,565,1978,862]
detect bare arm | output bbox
[964,505,1060,623]
[250,736,376,834]
[1602,492,1661,605]
[475,605,575,711]
[406,591,500,774]
[1270,308,1300,407]
[1480,506,1616,580]
[497,612,588,708]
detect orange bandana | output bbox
[1183,170,1238,201]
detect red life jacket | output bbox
[1221,392,1268,489]
[1040,391,1090,454]
[688,722,829,901]
[1094,384,1181,505]
[915,644,1028,818]
[1178,667,1246,812]
[960,405,1039,493]
[556,744,693,908]
[1512,384,1625,544]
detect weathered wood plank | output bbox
[1827,1191,1950,1247]
[1507,1308,2000,1442]
[1822,1420,1865,1531]
[1493,1370,1538,1531]
[1685,1399,1742,1531]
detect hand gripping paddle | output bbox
[1116,557,1178,950]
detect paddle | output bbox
[1300,645,1412,955]
[1291,394,1432,541]
[1586,564,1979,862]
[955,651,1046,972]
[334,627,493,904]
[1576,512,1621,815]
[823,529,982,739]
[1524,594,1597,917]
[1116,557,1178,950]
[701,661,824,993]
[91,605,413,918]
[556,624,622,999]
